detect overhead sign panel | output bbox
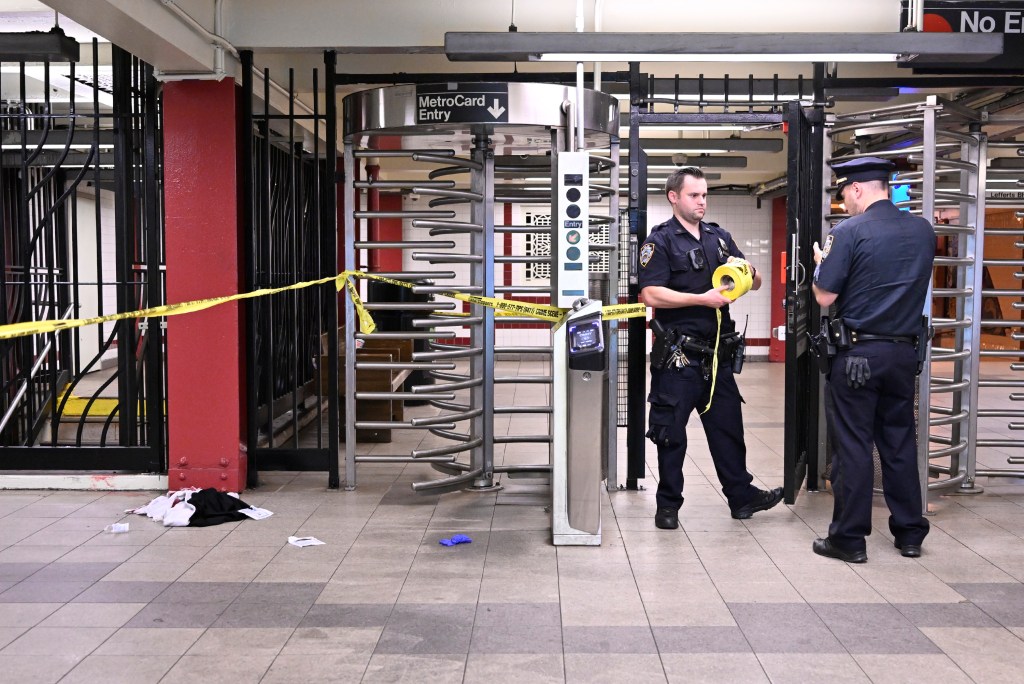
[902,0,1019,72]
[415,84,509,125]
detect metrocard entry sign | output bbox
[415,84,510,124]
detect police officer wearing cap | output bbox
[811,156,935,563]
[639,166,783,530]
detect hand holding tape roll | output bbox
[711,258,754,302]
[701,258,754,414]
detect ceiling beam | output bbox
[445,32,1004,65]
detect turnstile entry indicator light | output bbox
[566,204,581,219]
[568,319,604,355]
[565,187,582,202]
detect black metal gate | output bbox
[783,100,824,502]
[0,42,166,471]
[241,52,339,488]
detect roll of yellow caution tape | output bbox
[712,259,754,302]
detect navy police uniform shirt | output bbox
[814,199,934,336]
[638,215,743,341]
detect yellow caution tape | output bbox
[0,269,648,341]
[702,259,754,414]
[712,259,754,302]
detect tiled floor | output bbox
[2,362,1024,682]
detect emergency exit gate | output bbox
[805,95,1024,498]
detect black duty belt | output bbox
[852,332,915,344]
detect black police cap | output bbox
[830,156,895,199]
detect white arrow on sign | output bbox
[487,98,506,119]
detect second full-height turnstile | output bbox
[340,83,620,533]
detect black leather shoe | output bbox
[731,487,784,520]
[812,537,867,563]
[894,541,922,558]
[654,507,679,530]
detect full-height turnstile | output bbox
[339,83,620,508]
[824,95,1024,505]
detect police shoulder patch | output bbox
[639,242,655,267]
[821,234,834,260]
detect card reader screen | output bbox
[563,173,584,186]
[568,320,603,354]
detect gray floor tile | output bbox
[59,654,178,684]
[299,603,392,629]
[474,602,561,627]
[212,600,311,628]
[1,625,116,657]
[896,602,1004,628]
[362,653,466,683]
[0,563,46,582]
[188,626,294,655]
[949,582,1024,602]
[471,622,562,654]
[38,602,144,627]
[72,580,170,603]
[93,627,204,655]
[852,654,975,684]
[262,653,372,683]
[374,603,476,655]
[0,653,80,683]
[124,601,231,628]
[464,653,564,684]
[562,625,658,653]
[563,653,667,684]
[811,603,941,654]
[662,653,769,683]
[972,600,1024,628]
[729,602,845,653]
[162,653,276,682]
[152,580,248,603]
[0,580,93,603]
[234,581,324,604]
[652,626,752,653]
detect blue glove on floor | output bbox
[439,534,472,546]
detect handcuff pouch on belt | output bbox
[916,316,932,375]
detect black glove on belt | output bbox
[845,355,871,389]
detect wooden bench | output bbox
[320,332,414,443]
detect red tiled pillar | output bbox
[162,80,245,491]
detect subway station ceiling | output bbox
[7,0,1024,193]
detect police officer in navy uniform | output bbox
[811,156,934,563]
[639,166,783,530]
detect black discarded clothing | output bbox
[187,488,251,527]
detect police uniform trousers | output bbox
[827,340,930,553]
[648,362,758,512]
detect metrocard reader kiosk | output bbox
[551,150,609,545]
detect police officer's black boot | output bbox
[654,507,679,530]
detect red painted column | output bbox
[162,80,245,491]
